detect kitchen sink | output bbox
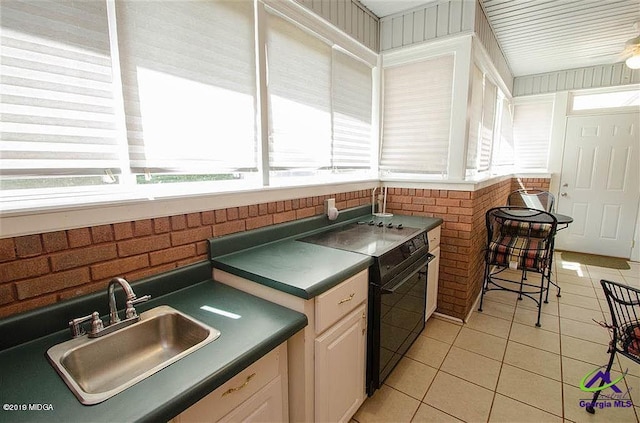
[47,305,220,405]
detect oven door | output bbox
[367,252,435,395]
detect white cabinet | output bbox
[214,268,368,422]
[426,226,441,320]
[172,343,288,423]
[315,303,367,423]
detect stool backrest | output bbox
[507,189,555,213]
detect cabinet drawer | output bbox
[427,226,441,250]
[315,269,367,335]
[177,344,283,423]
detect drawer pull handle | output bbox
[338,293,355,304]
[222,373,256,397]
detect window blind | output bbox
[116,0,257,173]
[493,96,515,166]
[479,78,497,172]
[513,100,553,170]
[332,49,372,169]
[380,55,453,175]
[266,11,332,170]
[0,0,120,176]
[466,65,484,172]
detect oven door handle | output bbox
[380,253,435,294]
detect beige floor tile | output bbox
[560,318,611,346]
[354,384,420,423]
[503,341,561,381]
[405,334,451,369]
[559,303,605,325]
[440,346,502,389]
[453,327,508,361]
[410,404,463,423]
[489,393,562,423]
[496,364,563,417]
[561,335,610,366]
[517,297,560,316]
[384,357,437,401]
[618,354,640,378]
[557,282,598,298]
[477,298,516,322]
[557,292,602,311]
[623,276,640,289]
[479,289,520,307]
[423,372,494,423]
[556,262,589,279]
[423,317,461,344]
[509,322,560,354]
[465,311,512,339]
[514,305,560,331]
[556,272,595,286]
[563,383,639,423]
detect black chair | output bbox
[586,279,640,414]
[478,206,557,327]
[507,189,555,213]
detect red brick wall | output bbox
[0,190,371,318]
[385,177,550,320]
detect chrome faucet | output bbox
[108,277,137,324]
[68,277,150,338]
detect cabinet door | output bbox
[426,246,440,320]
[315,303,367,423]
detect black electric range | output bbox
[300,219,434,395]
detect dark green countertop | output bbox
[0,280,307,423]
[214,240,373,299]
[211,209,442,299]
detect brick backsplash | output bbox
[0,190,371,318]
[0,179,550,320]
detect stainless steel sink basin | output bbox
[47,305,220,405]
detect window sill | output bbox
[0,179,379,238]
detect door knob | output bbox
[562,183,568,187]
[560,192,568,197]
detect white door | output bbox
[556,112,640,258]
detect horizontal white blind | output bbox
[513,100,553,170]
[332,50,372,169]
[267,12,332,170]
[479,78,497,171]
[380,55,454,174]
[0,0,120,176]
[466,65,484,172]
[116,0,257,173]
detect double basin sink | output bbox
[47,305,220,405]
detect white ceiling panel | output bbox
[359,0,640,77]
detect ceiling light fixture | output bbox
[624,24,640,70]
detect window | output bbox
[116,0,258,178]
[380,54,454,177]
[492,94,515,169]
[0,0,120,190]
[512,99,554,171]
[0,0,376,209]
[571,89,640,111]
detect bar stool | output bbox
[478,206,558,327]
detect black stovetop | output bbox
[298,221,423,257]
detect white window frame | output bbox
[0,0,379,225]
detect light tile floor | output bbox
[353,254,640,423]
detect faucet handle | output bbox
[69,313,94,338]
[125,295,151,319]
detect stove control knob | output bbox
[377,221,384,227]
[397,224,403,229]
[387,222,393,228]
[368,220,374,225]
